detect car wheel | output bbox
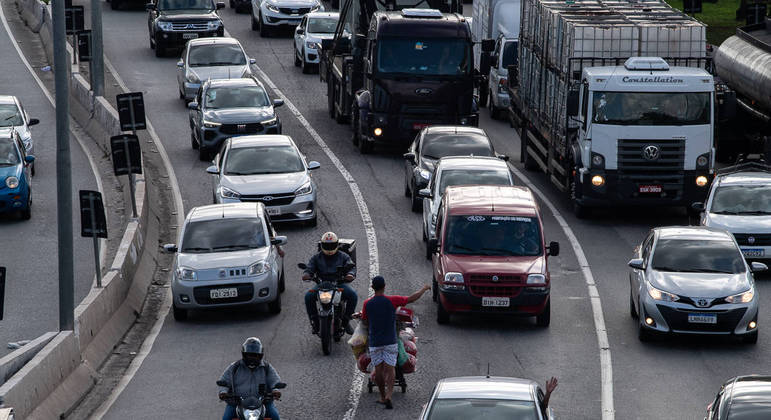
[268,292,282,314]
[301,50,311,74]
[306,215,317,227]
[637,320,653,342]
[294,45,301,67]
[198,146,209,161]
[404,176,411,197]
[410,182,421,213]
[173,304,188,321]
[20,193,31,220]
[149,36,155,49]
[259,15,271,37]
[742,330,758,345]
[191,133,199,149]
[535,300,550,327]
[437,296,450,324]
[358,136,373,154]
[251,14,259,31]
[629,291,638,319]
[432,278,437,302]
[155,45,165,58]
[479,84,488,109]
[279,267,285,293]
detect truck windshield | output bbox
[502,41,517,68]
[377,38,471,76]
[592,92,710,126]
[158,0,213,10]
[444,215,542,256]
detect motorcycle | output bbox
[217,380,286,420]
[297,262,355,355]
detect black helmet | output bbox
[241,337,263,369]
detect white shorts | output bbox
[368,344,398,368]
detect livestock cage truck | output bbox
[506,0,719,217]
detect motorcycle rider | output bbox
[302,231,358,335]
[219,337,282,420]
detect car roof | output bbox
[306,12,339,18]
[188,203,264,222]
[189,37,240,46]
[206,78,262,88]
[229,135,295,148]
[0,95,17,105]
[655,226,734,241]
[435,376,536,401]
[716,171,771,186]
[437,156,508,170]
[725,376,771,416]
[445,185,536,216]
[424,125,486,136]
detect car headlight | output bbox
[5,176,19,189]
[262,117,278,126]
[266,3,280,12]
[419,169,431,180]
[177,267,197,281]
[295,181,312,196]
[219,186,241,199]
[157,21,173,31]
[318,290,333,304]
[249,261,271,276]
[647,283,679,302]
[187,72,200,83]
[203,120,221,128]
[444,272,463,284]
[306,41,321,50]
[725,287,754,304]
[207,20,221,31]
[526,274,546,285]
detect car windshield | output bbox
[710,185,771,215]
[181,218,266,253]
[158,0,213,10]
[438,169,511,195]
[0,104,22,127]
[444,215,542,256]
[188,44,246,66]
[427,398,538,419]
[501,41,517,68]
[224,145,304,175]
[308,17,338,33]
[652,239,745,274]
[204,87,269,109]
[0,139,20,165]
[592,92,710,126]
[422,134,494,160]
[377,38,472,76]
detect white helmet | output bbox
[320,232,339,256]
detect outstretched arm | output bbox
[406,284,431,304]
[542,377,558,409]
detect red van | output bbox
[428,185,559,325]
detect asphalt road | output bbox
[95,4,770,420]
[0,2,97,357]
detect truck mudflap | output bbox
[574,170,711,207]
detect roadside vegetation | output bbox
[665,0,746,45]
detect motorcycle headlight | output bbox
[249,261,270,276]
[294,181,312,196]
[419,169,431,180]
[306,41,321,50]
[647,283,679,302]
[318,290,333,304]
[207,20,221,31]
[187,72,200,83]
[266,3,280,12]
[177,267,197,281]
[203,120,222,128]
[157,21,173,31]
[219,186,241,199]
[5,176,19,189]
[725,287,754,304]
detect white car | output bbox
[0,95,39,175]
[293,12,338,74]
[176,37,255,103]
[694,162,771,261]
[250,0,322,38]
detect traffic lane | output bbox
[0,2,96,355]
[219,12,602,419]
[478,110,771,419]
[99,9,374,420]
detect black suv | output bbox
[147,0,226,58]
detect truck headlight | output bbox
[294,181,312,196]
[647,283,679,302]
[591,152,605,169]
[157,21,173,31]
[249,261,270,276]
[203,120,221,128]
[219,186,241,199]
[207,20,221,31]
[318,290,333,304]
[591,175,605,187]
[725,287,754,304]
[419,169,431,180]
[696,175,708,187]
[374,127,383,136]
[177,267,197,281]
[696,153,709,168]
[266,3,280,12]
[5,176,19,189]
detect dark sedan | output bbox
[705,375,771,419]
[403,126,507,212]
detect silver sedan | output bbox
[176,37,255,102]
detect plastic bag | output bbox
[348,322,368,358]
[402,337,417,356]
[357,352,371,373]
[396,339,409,367]
[401,354,417,374]
[399,328,416,343]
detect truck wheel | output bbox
[535,300,550,327]
[522,127,538,171]
[479,85,488,109]
[334,104,348,124]
[437,298,450,324]
[569,174,589,218]
[327,78,336,119]
[358,137,373,154]
[351,105,361,146]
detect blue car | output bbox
[0,129,34,220]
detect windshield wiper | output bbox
[208,61,241,66]
[422,154,440,160]
[735,211,771,215]
[653,266,683,272]
[712,210,739,215]
[181,247,211,253]
[212,245,251,251]
[694,268,735,274]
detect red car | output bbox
[428,185,559,325]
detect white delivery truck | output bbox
[473,0,520,118]
[506,0,715,217]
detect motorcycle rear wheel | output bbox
[320,316,332,355]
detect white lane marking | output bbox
[508,164,614,419]
[88,56,185,419]
[0,4,108,280]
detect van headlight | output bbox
[177,267,197,281]
[318,290,333,304]
[725,287,754,304]
[295,181,312,196]
[5,176,19,189]
[249,261,270,276]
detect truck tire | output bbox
[327,78,336,119]
[358,136,373,154]
[351,104,360,146]
[569,170,589,218]
[334,103,348,124]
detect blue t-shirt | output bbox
[362,295,408,347]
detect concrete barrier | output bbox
[0,333,57,385]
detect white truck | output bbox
[506,0,715,217]
[472,0,520,118]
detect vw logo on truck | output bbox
[642,145,661,161]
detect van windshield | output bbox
[444,215,541,256]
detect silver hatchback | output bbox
[164,202,287,321]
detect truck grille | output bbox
[240,192,295,206]
[733,233,771,246]
[278,7,310,14]
[220,123,263,135]
[617,139,685,196]
[170,22,209,31]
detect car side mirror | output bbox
[162,243,178,253]
[28,118,39,126]
[691,202,705,212]
[271,236,288,246]
[403,152,416,164]
[273,99,284,108]
[751,262,768,272]
[145,2,156,10]
[497,153,509,161]
[297,263,308,270]
[418,188,432,199]
[481,39,495,52]
[216,1,225,8]
[307,161,321,170]
[249,58,256,65]
[205,165,218,175]
[296,28,304,35]
[547,241,559,257]
[177,60,184,68]
[187,101,199,110]
[24,155,35,163]
[628,258,645,270]
[275,382,287,389]
[428,238,438,253]
[321,39,333,51]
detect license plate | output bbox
[482,297,510,307]
[210,288,238,299]
[267,207,280,216]
[413,123,430,130]
[182,33,198,39]
[742,248,765,258]
[688,313,717,324]
[639,185,662,193]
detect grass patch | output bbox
[664,0,744,45]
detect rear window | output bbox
[422,134,494,160]
[444,215,542,256]
[651,239,745,274]
[181,218,266,253]
[427,399,538,420]
[438,169,511,194]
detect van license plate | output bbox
[482,297,509,307]
[210,288,238,299]
[742,248,765,258]
[639,185,662,193]
[267,207,280,216]
[182,33,198,39]
[688,313,717,324]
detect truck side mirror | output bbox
[145,2,156,10]
[547,241,559,257]
[418,188,432,198]
[479,53,491,77]
[567,90,580,116]
[403,152,416,164]
[428,238,438,253]
[481,39,495,52]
